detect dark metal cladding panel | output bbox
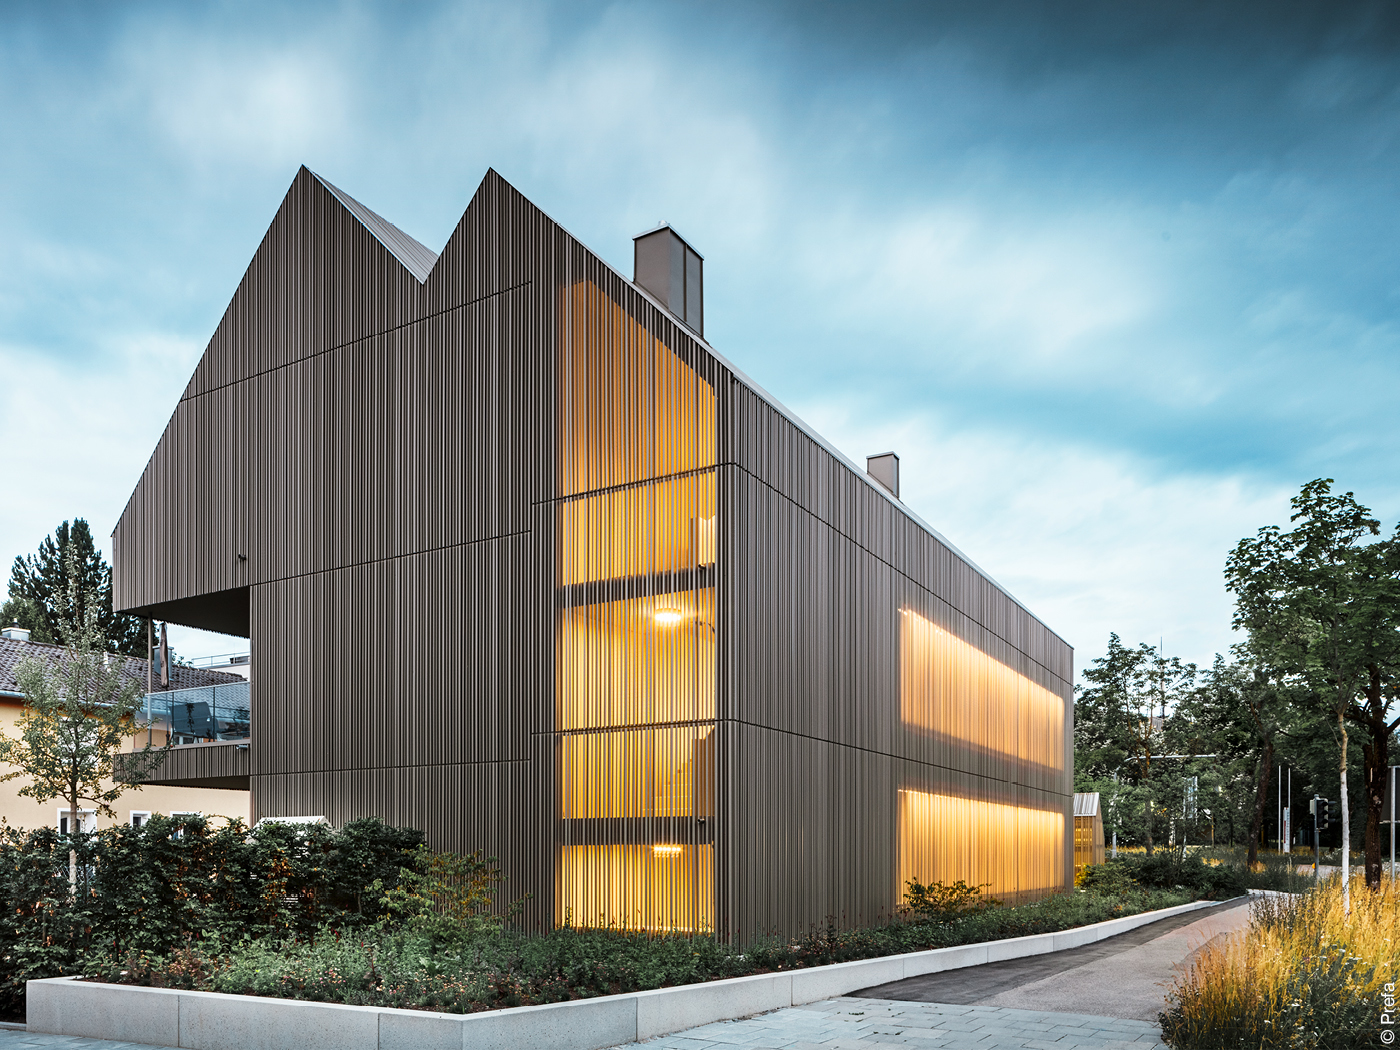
[250,752,552,931]
[181,167,429,402]
[717,377,1075,937]
[118,741,250,791]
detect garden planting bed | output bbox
[31,897,1225,1050]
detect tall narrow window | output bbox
[554,275,717,932]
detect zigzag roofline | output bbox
[310,169,439,282]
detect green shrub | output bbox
[903,878,1001,923]
[86,883,1199,1014]
[1112,852,1247,901]
[0,816,422,1020]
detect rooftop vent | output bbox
[867,452,900,499]
[633,224,703,336]
[1,624,30,643]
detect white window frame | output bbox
[56,809,96,835]
[129,811,152,828]
[169,810,201,838]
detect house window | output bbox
[130,811,152,828]
[57,809,96,835]
[169,810,201,838]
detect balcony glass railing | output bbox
[143,682,250,745]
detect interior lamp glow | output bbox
[653,844,684,856]
[653,608,685,626]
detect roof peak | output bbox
[308,170,439,283]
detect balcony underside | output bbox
[116,740,250,791]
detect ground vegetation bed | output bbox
[1161,875,1394,1049]
[32,827,1240,1018]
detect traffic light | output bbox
[1310,797,1331,832]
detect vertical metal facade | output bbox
[113,167,1073,941]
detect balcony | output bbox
[142,681,250,745]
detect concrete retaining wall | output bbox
[28,898,1225,1050]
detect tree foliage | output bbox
[6,518,146,657]
[0,815,424,1019]
[0,550,171,887]
[1226,478,1400,896]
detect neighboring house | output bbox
[110,168,1074,940]
[0,625,251,830]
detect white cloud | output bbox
[119,31,350,174]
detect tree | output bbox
[1076,634,1197,854]
[7,519,146,657]
[0,553,169,889]
[1226,479,1400,904]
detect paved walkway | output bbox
[614,997,1166,1050]
[859,896,1252,1022]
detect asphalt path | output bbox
[854,896,1254,1022]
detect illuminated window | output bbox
[559,726,714,820]
[899,608,1065,771]
[559,844,714,933]
[898,789,1064,901]
[557,590,716,731]
[554,275,718,931]
[558,473,717,587]
[557,279,715,497]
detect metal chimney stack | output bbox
[867,452,900,499]
[633,224,703,336]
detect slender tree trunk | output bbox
[1340,710,1351,915]
[68,797,78,893]
[1364,730,1388,891]
[1246,737,1274,869]
[1362,666,1388,892]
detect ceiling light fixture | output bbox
[653,608,685,627]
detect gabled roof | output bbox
[0,637,244,700]
[312,171,439,282]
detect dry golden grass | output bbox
[1161,876,1398,1048]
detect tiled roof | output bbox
[0,637,244,698]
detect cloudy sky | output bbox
[2,0,1398,674]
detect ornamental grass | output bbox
[1161,876,1398,1049]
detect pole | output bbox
[1278,765,1282,853]
[1391,766,1396,883]
[1315,796,1320,884]
[146,619,153,747]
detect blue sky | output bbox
[2,0,1398,674]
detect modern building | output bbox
[1073,791,1105,874]
[0,625,251,829]
[113,168,1073,939]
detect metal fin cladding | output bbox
[113,168,1073,941]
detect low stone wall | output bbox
[27,898,1224,1050]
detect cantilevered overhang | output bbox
[115,740,250,791]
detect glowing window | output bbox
[899,608,1065,771]
[558,589,716,731]
[559,843,714,933]
[558,473,716,588]
[559,726,714,819]
[898,788,1065,901]
[557,279,716,498]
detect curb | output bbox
[27,898,1224,1050]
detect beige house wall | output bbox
[0,697,250,832]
